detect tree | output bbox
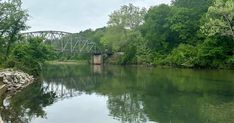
[76,27,107,49]
[102,4,146,52]
[7,37,52,75]
[172,0,213,12]
[169,0,213,44]
[196,36,234,68]
[202,0,234,41]
[168,7,198,43]
[166,44,197,67]
[141,4,174,54]
[0,0,28,59]
[100,26,126,51]
[108,3,146,30]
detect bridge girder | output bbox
[21,31,98,55]
[21,31,72,42]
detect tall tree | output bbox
[202,0,234,41]
[169,0,213,44]
[172,0,213,11]
[102,4,146,51]
[0,0,28,59]
[141,4,175,54]
[101,26,126,51]
[108,3,146,30]
[168,7,198,43]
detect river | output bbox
[0,64,234,123]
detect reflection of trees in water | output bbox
[44,76,98,93]
[3,64,233,123]
[108,93,147,123]
[0,82,56,123]
[42,64,101,94]
[43,64,234,123]
[142,91,234,123]
[139,69,234,123]
[42,64,151,122]
[200,101,234,123]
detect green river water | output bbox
[0,64,234,123]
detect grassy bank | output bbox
[45,60,88,65]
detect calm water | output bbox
[0,64,234,123]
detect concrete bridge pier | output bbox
[92,53,103,65]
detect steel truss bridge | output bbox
[21,31,98,54]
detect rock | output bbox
[0,76,3,83]
[20,81,25,84]
[0,69,34,92]
[3,96,11,108]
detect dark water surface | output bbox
[1,64,234,123]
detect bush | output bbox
[196,37,234,68]
[153,53,167,66]
[6,38,53,75]
[165,44,197,67]
[227,55,234,68]
[118,45,137,65]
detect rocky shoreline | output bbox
[0,69,34,93]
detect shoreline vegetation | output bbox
[0,1,233,122]
[59,0,233,69]
[45,60,87,65]
[0,0,233,94]
[46,60,234,70]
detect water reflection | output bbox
[0,64,234,123]
[0,82,56,123]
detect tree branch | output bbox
[223,15,234,40]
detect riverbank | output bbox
[46,60,88,65]
[0,69,34,94]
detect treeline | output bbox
[1,0,233,71]
[0,0,53,75]
[79,0,234,68]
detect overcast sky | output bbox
[22,0,171,33]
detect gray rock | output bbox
[0,76,3,83]
[0,69,34,92]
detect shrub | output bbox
[153,53,167,66]
[165,44,197,67]
[6,38,53,75]
[196,37,234,68]
[118,45,137,65]
[227,55,234,68]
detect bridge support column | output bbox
[92,54,103,65]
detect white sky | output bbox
[22,0,171,33]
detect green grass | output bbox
[45,60,88,65]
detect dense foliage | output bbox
[1,0,234,69]
[81,0,233,68]
[0,0,28,60]
[0,0,53,75]
[6,38,53,75]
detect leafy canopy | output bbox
[202,0,234,40]
[108,3,146,30]
[0,0,28,59]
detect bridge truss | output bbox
[42,75,98,101]
[21,31,98,54]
